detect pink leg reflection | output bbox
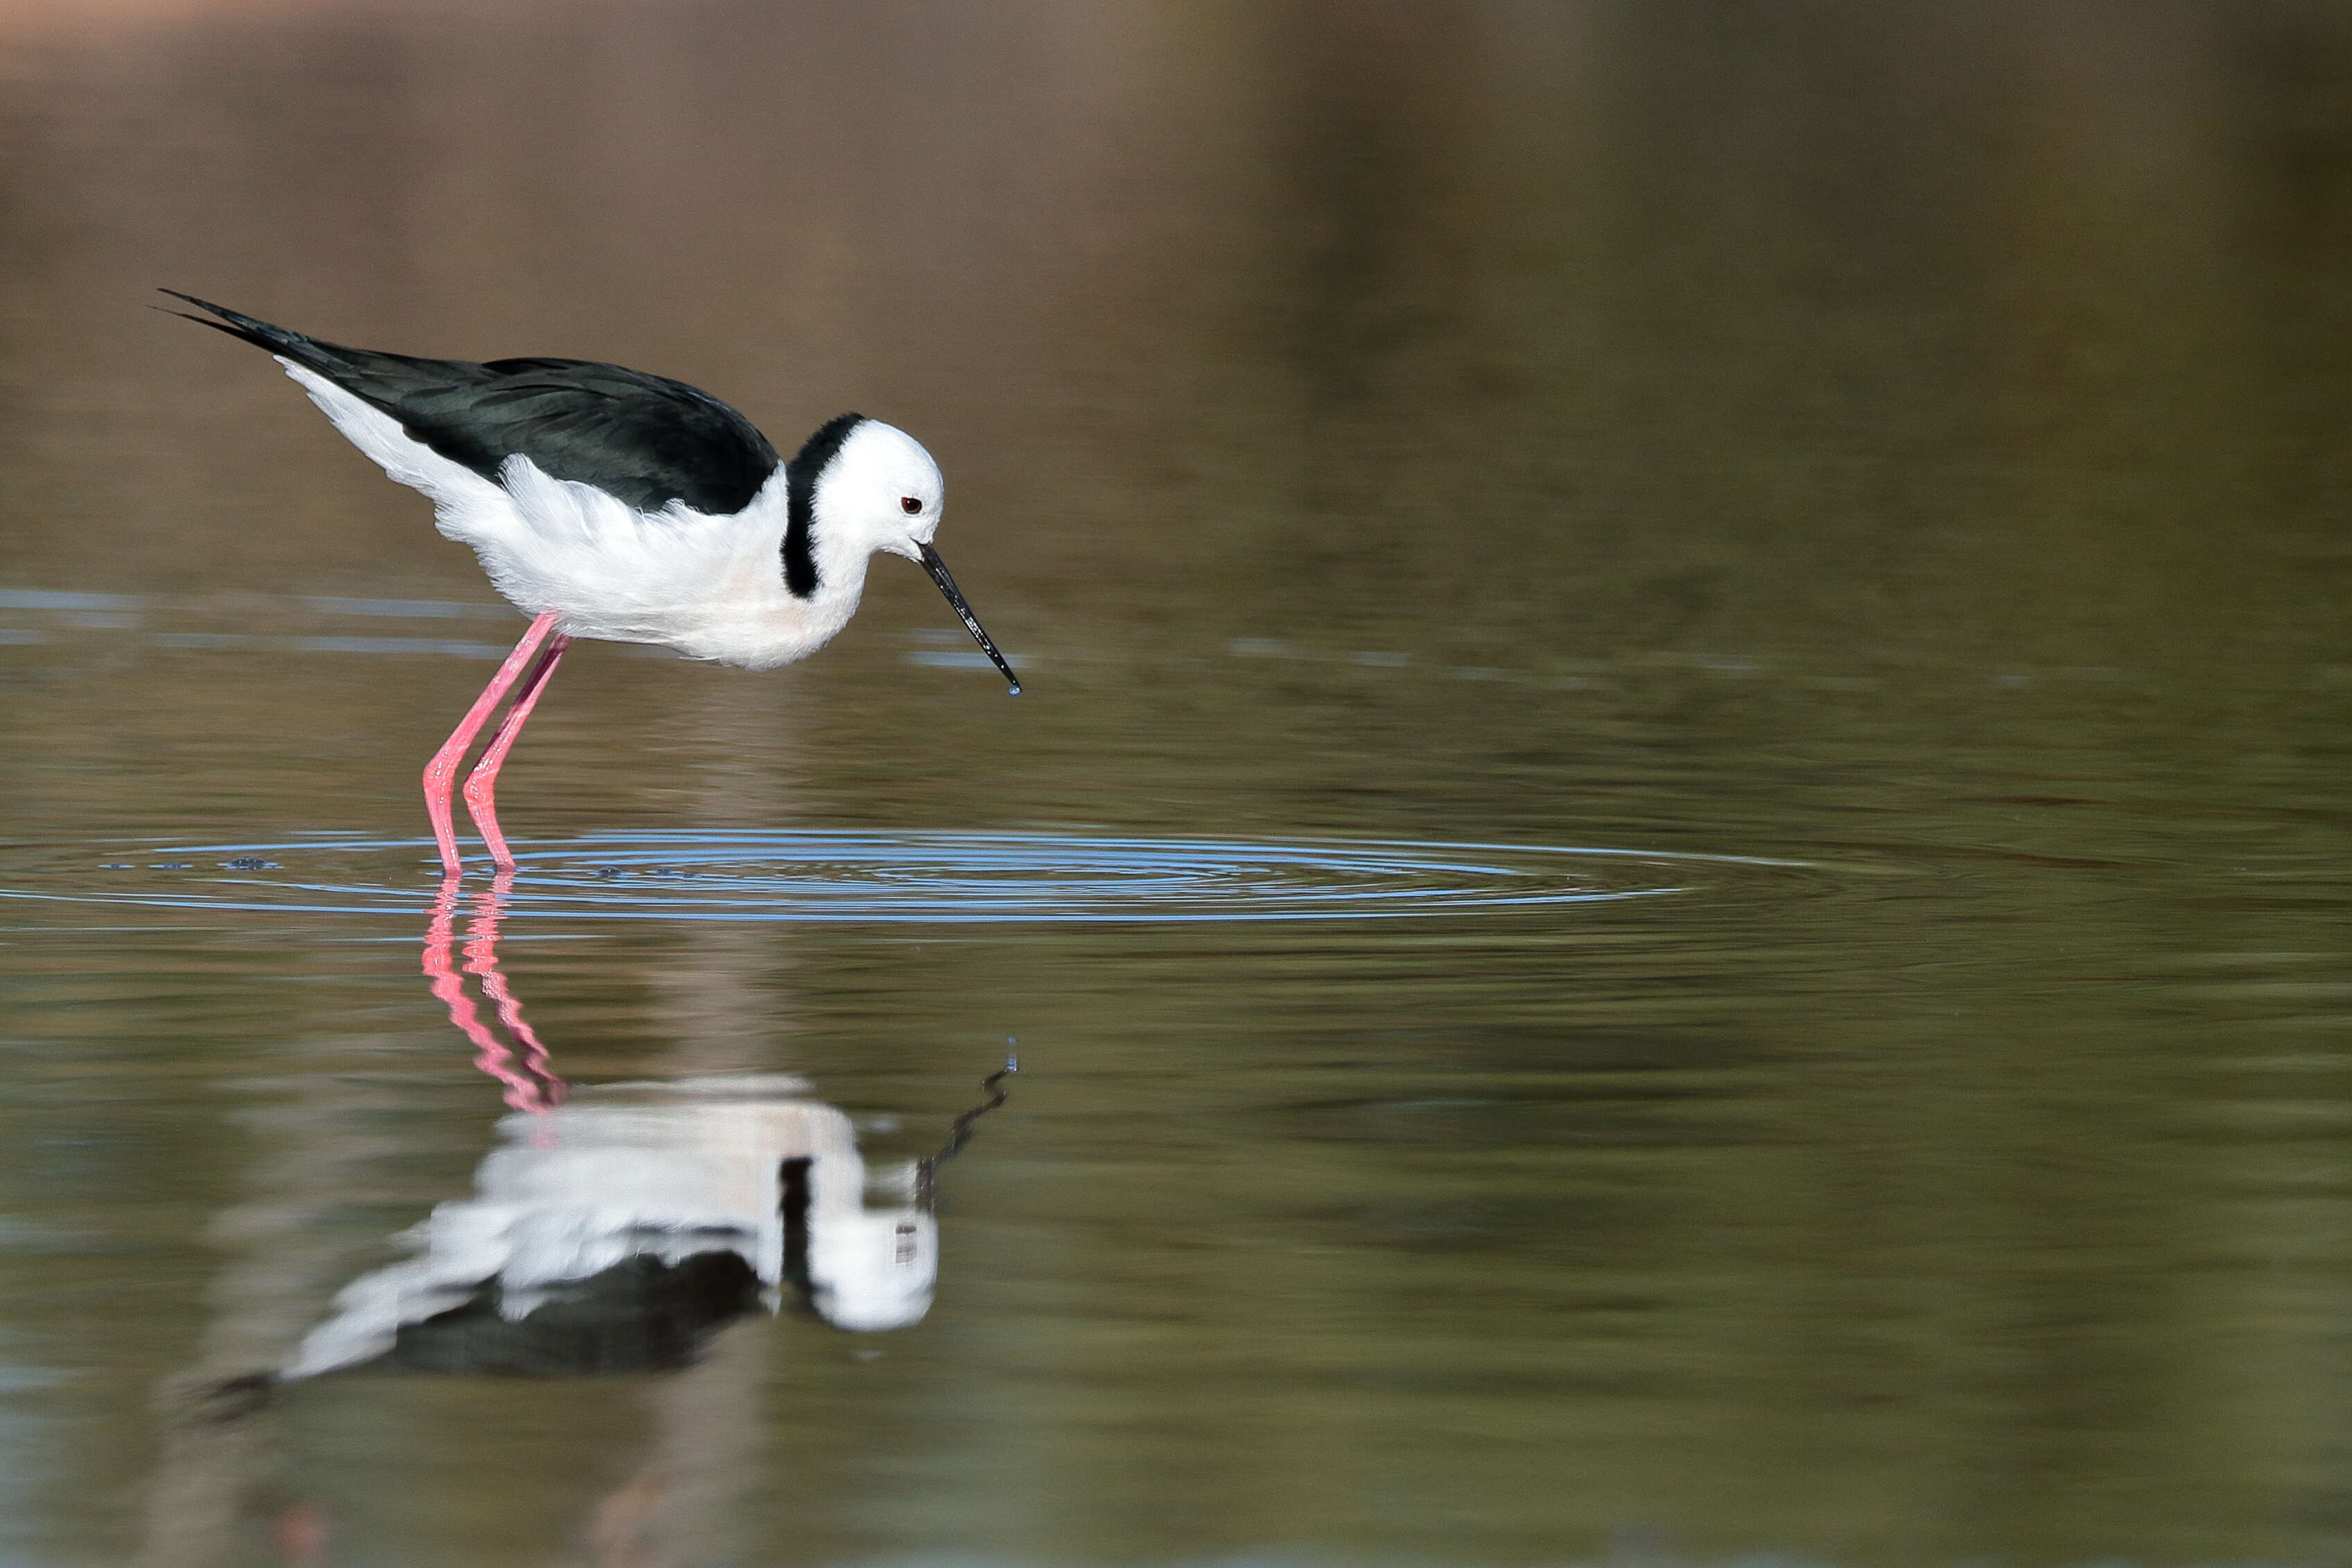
[421,611,559,877]
[273,1501,327,1565]
[462,632,573,871]
[465,871,566,1110]
[422,874,567,1114]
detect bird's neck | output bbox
[807,517,881,616]
[712,513,875,671]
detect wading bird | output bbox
[162,291,1019,876]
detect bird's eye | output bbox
[900,497,922,515]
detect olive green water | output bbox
[4,3,2352,1565]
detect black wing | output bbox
[162,291,781,516]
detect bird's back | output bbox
[163,293,780,516]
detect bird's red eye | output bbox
[900,497,922,515]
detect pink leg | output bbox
[461,632,572,870]
[422,612,558,876]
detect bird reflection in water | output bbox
[135,878,1013,1565]
[288,873,1014,1379]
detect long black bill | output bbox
[918,542,1021,695]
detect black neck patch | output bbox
[782,413,865,598]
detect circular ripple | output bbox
[0,832,1817,923]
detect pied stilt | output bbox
[162,291,1019,877]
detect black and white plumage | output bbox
[163,291,1016,678]
[173,298,782,515]
[164,291,1019,875]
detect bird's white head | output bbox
[803,417,945,564]
[786,413,1020,693]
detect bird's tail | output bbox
[155,290,328,365]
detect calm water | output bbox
[3,3,2352,1565]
